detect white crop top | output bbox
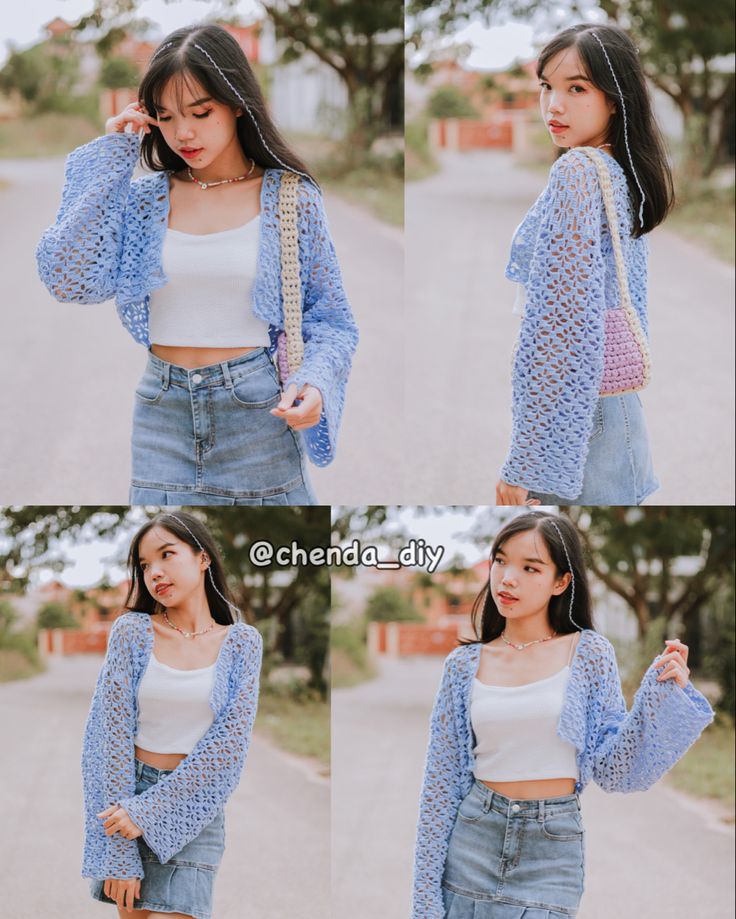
[148,217,271,348]
[134,654,217,755]
[470,642,579,782]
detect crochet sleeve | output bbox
[500,152,607,500]
[119,625,263,864]
[590,639,714,793]
[412,653,464,919]
[36,132,140,304]
[282,181,359,467]
[83,614,144,879]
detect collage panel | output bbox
[405,6,734,505]
[0,0,403,506]
[0,505,330,918]
[331,505,733,918]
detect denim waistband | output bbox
[145,346,274,389]
[135,757,175,782]
[472,779,580,817]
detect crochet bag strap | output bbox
[276,172,305,383]
[578,146,652,393]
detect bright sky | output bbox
[0,0,260,64]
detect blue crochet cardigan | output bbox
[501,149,649,499]
[81,612,262,880]
[36,132,358,467]
[412,630,714,918]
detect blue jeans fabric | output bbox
[90,759,224,919]
[529,392,659,506]
[129,348,317,505]
[442,780,585,918]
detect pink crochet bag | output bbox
[579,147,652,396]
[274,172,305,384]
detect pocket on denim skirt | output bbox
[456,787,488,824]
[229,362,281,408]
[540,809,584,841]
[135,368,166,405]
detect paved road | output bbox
[0,654,329,919]
[332,655,734,919]
[405,150,736,504]
[0,154,403,504]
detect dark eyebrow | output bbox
[495,548,548,565]
[139,541,176,563]
[539,72,592,83]
[156,97,213,111]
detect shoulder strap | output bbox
[577,146,651,385]
[278,172,304,375]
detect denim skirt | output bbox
[129,348,317,505]
[442,780,585,918]
[529,392,659,506]
[90,759,224,919]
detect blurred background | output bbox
[331,504,735,919]
[0,0,404,504]
[0,504,330,918]
[403,0,735,504]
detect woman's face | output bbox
[137,526,207,607]
[490,529,570,623]
[151,73,241,169]
[538,46,616,150]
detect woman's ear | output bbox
[201,552,210,569]
[552,571,572,595]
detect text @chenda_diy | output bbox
[248,538,445,573]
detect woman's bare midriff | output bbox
[134,746,186,771]
[480,778,576,799]
[151,344,260,370]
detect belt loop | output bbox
[135,759,142,781]
[220,360,234,390]
[483,792,492,814]
[162,362,170,390]
[539,799,546,821]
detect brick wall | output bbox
[38,628,110,656]
[368,621,461,657]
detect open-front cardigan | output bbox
[501,149,649,499]
[412,629,714,919]
[36,132,358,467]
[81,611,262,880]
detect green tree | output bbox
[426,85,479,118]
[36,602,80,630]
[0,40,82,112]
[408,0,735,174]
[0,599,18,640]
[365,585,421,622]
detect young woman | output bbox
[496,24,674,506]
[81,512,263,919]
[413,511,714,918]
[37,24,358,506]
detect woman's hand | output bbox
[654,639,690,689]
[97,804,143,840]
[495,479,541,506]
[105,102,157,136]
[103,877,141,914]
[271,383,323,430]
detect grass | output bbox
[0,112,101,158]
[665,713,735,817]
[331,620,377,689]
[667,181,735,265]
[256,684,330,766]
[0,648,45,683]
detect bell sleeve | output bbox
[412,651,466,919]
[282,179,359,467]
[81,613,144,879]
[36,132,140,304]
[500,151,608,500]
[118,624,263,864]
[590,638,714,793]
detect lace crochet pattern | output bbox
[81,612,262,880]
[502,149,649,499]
[412,630,713,919]
[36,132,358,467]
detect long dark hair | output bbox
[537,23,674,236]
[138,24,315,184]
[465,512,595,644]
[125,512,238,625]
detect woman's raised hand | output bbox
[97,804,144,840]
[654,639,690,688]
[495,479,541,507]
[105,102,157,136]
[271,383,323,430]
[103,877,141,914]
